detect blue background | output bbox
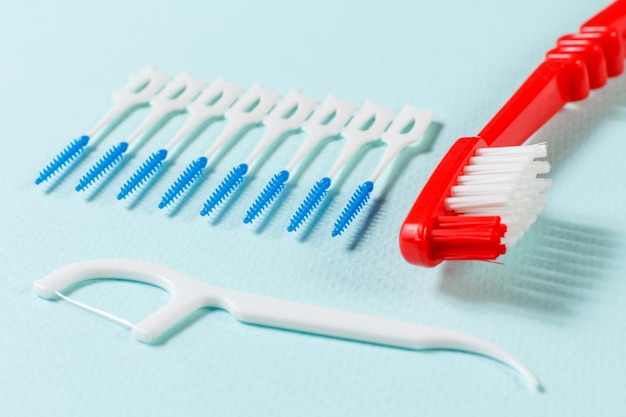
[1,0,625,415]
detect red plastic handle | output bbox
[400,0,626,267]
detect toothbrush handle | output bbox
[479,0,626,147]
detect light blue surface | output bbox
[1,0,625,415]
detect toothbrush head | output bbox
[117,149,168,200]
[332,180,374,237]
[35,135,90,185]
[399,137,550,267]
[199,163,248,217]
[287,177,331,232]
[75,141,129,192]
[243,170,290,224]
[158,156,208,209]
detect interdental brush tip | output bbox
[35,135,90,185]
[287,177,331,232]
[76,142,129,191]
[332,181,374,237]
[243,170,290,224]
[200,163,248,216]
[158,156,208,209]
[117,149,168,200]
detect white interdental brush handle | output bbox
[369,106,434,182]
[87,66,171,138]
[34,259,540,390]
[124,72,206,145]
[203,84,281,160]
[285,95,357,173]
[244,89,318,166]
[164,78,244,151]
[326,100,395,179]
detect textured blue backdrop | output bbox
[1,0,624,416]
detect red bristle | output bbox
[431,216,507,261]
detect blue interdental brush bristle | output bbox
[159,156,208,209]
[243,170,290,224]
[117,149,168,200]
[35,135,90,185]
[330,106,434,236]
[287,177,331,232]
[200,163,248,216]
[76,142,129,191]
[332,181,374,237]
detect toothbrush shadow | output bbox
[252,182,295,234]
[297,189,338,242]
[207,175,251,225]
[83,154,135,202]
[438,217,621,321]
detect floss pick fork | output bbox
[34,258,541,390]
[35,66,170,185]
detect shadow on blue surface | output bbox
[438,217,622,320]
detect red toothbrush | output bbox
[400,0,626,267]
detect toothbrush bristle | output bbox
[35,135,90,184]
[158,156,208,209]
[287,177,331,232]
[436,143,551,259]
[332,181,374,237]
[75,142,129,191]
[117,149,168,200]
[243,170,290,224]
[200,163,248,216]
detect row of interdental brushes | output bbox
[35,67,434,236]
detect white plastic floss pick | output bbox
[163,78,244,152]
[285,95,357,173]
[33,259,540,390]
[202,83,281,160]
[123,72,206,146]
[326,100,395,180]
[87,66,171,138]
[369,105,435,182]
[244,89,318,166]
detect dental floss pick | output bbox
[200,89,318,217]
[332,106,434,236]
[35,66,170,185]
[117,78,244,200]
[158,84,280,209]
[34,259,541,390]
[75,72,206,192]
[244,95,357,224]
[287,101,394,232]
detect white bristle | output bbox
[445,143,550,247]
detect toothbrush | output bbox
[35,66,170,185]
[116,78,243,200]
[332,106,434,236]
[243,95,356,224]
[199,90,317,217]
[34,258,541,389]
[399,0,626,267]
[287,101,394,232]
[158,84,280,209]
[75,72,206,192]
